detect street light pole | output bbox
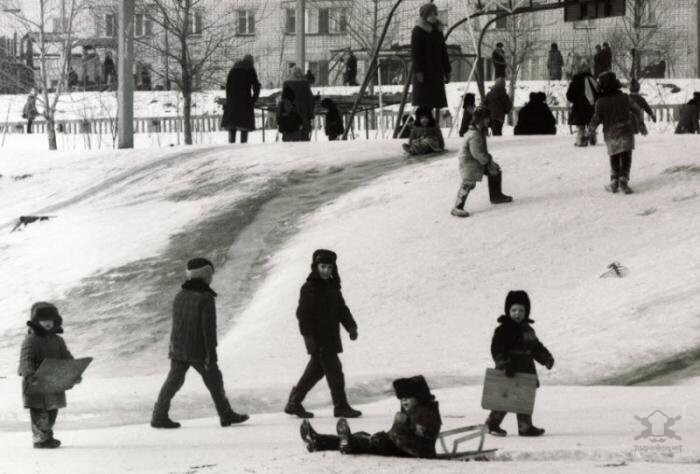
[296,0,305,70]
[118,0,134,149]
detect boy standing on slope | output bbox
[19,303,78,448]
[152,258,248,428]
[486,291,554,437]
[451,106,513,218]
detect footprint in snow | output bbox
[637,208,657,216]
[671,192,697,202]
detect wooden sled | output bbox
[435,424,497,461]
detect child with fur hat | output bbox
[300,375,442,458]
[451,106,513,218]
[18,302,77,448]
[402,106,445,155]
[486,291,554,437]
[151,258,249,429]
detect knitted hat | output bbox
[472,105,491,123]
[29,302,63,333]
[393,375,433,402]
[598,71,621,93]
[419,3,438,20]
[505,290,531,318]
[186,257,215,281]
[629,78,641,93]
[312,249,337,265]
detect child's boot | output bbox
[451,184,472,217]
[284,386,314,419]
[619,177,633,194]
[34,438,61,449]
[488,173,513,204]
[605,176,619,193]
[517,414,545,437]
[336,418,353,454]
[150,403,181,429]
[486,411,507,437]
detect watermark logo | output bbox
[633,410,683,455]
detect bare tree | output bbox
[7,0,91,150]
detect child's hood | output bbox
[27,302,64,335]
[497,314,535,325]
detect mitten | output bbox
[545,358,555,370]
[348,327,358,341]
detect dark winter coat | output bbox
[346,54,357,77]
[221,61,261,132]
[282,79,315,127]
[675,101,700,134]
[601,47,612,72]
[547,49,563,80]
[491,315,552,386]
[296,273,357,354]
[168,280,219,364]
[22,96,38,120]
[484,83,512,123]
[406,125,445,155]
[321,98,344,139]
[19,323,73,410]
[514,97,557,135]
[566,72,598,125]
[103,57,116,78]
[387,400,442,458]
[492,48,506,78]
[589,90,643,156]
[593,51,605,78]
[629,93,655,122]
[411,19,451,109]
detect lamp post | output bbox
[118,0,134,148]
[296,0,305,70]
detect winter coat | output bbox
[282,79,315,129]
[589,90,643,156]
[221,61,261,132]
[491,315,553,386]
[22,97,38,120]
[514,101,557,135]
[629,93,655,122]
[411,19,451,109]
[484,85,512,123]
[547,50,563,78]
[492,49,506,78]
[593,51,605,78]
[321,100,344,139]
[103,57,116,77]
[566,72,597,125]
[18,323,73,410]
[168,280,219,364]
[346,54,357,76]
[406,125,445,155]
[458,125,494,183]
[296,273,357,354]
[277,98,303,135]
[675,102,700,134]
[387,400,442,458]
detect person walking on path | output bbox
[547,43,563,81]
[22,89,39,134]
[283,67,316,141]
[589,71,646,194]
[601,43,612,73]
[151,258,249,429]
[566,60,598,147]
[344,50,358,86]
[103,52,116,87]
[492,42,507,79]
[221,54,261,144]
[483,77,512,136]
[593,45,604,78]
[628,79,656,124]
[284,249,362,420]
[277,86,304,142]
[410,3,451,121]
[674,92,700,134]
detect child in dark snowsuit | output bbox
[486,291,554,437]
[300,375,442,458]
[18,303,77,448]
[277,85,303,142]
[402,107,445,155]
[458,93,476,137]
[320,98,344,141]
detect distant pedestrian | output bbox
[402,106,445,155]
[411,3,451,120]
[306,69,316,85]
[514,92,557,135]
[458,93,476,137]
[151,258,249,429]
[320,98,344,141]
[547,43,563,81]
[674,92,700,134]
[221,55,261,144]
[22,89,38,134]
[103,52,116,86]
[601,42,612,73]
[277,86,303,142]
[483,77,512,136]
[566,60,598,147]
[593,44,604,78]
[344,50,358,86]
[589,71,646,194]
[628,79,656,124]
[283,67,315,141]
[492,42,507,79]
[284,249,362,419]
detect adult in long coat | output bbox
[345,50,358,86]
[221,54,261,144]
[483,78,512,136]
[566,61,598,146]
[514,92,557,135]
[675,93,700,134]
[589,71,646,194]
[492,43,507,79]
[411,3,451,114]
[285,250,361,419]
[547,43,563,80]
[283,67,315,141]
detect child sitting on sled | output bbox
[402,107,445,156]
[300,375,442,458]
[485,291,554,437]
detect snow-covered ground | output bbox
[0,132,698,471]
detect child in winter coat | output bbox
[18,303,77,448]
[277,85,303,142]
[451,106,512,217]
[300,375,442,458]
[402,107,445,155]
[486,291,554,437]
[628,79,656,124]
[320,98,344,141]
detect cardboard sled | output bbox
[26,358,92,395]
[480,368,538,415]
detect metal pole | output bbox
[118,0,134,148]
[392,64,414,138]
[296,0,306,69]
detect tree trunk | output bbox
[47,115,57,150]
[182,83,193,145]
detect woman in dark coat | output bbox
[411,3,451,119]
[484,78,513,136]
[283,67,316,141]
[221,54,261,144]
[284,250,361,419]
[514,92,557,135]
[675,93,700,134]
[589,71,646,194]
[566,61,598,146]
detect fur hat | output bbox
[505,290,531,319]
[598,71,621,93]
[472,105,491,123]
[393,375,433,402]
[29,302,63,333]
[419,3,438,20]
[186,257,215,281]
[463,93,476,107]
[312,249,337,266]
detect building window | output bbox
[318,8,329,34]
[494,8,508,30]
[188,11,203,35]
[638,0,656,27]
[286,8,295,34]
[305,8,319,34]
[134,13,153,37]
[237,10,255,35]
[52,17,68,33]
[105,13,117,38]
[307,60,329,86]
[329,8,347,33]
